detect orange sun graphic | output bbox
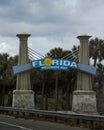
[44,58,52,66]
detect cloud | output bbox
[0,0,104,56]
[0,36,19,56]
[0,0,82,36]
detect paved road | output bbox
[0,115,91,130]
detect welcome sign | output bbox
[32,57,78,70]
[13,58,96,75]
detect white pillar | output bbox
[12,33,35,108]
[72,34,97,114]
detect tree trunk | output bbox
[66,84,70,110]
[44,92,48,110]
[2,83,5,106]
[55,71,58,111]
[41,82,45,109]
[93,57,97,67]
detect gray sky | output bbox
[0,0,104,56]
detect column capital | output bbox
[77,34,91,40]
[16,32,31,39]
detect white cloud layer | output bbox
[0,0,104,56]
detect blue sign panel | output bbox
[13,63,31,75]
[78,64,96,75]
[31,58,78,70]
[12,58,97,76]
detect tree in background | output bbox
[89,38,104,66]
[0,53,18,106]
[89,38,104,114]
[46,47,77,110]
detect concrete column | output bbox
[77,35,92,90]
[72,34,97,114]
[16,33,31,90]
[12,33,34,108]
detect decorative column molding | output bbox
[72,34,97,114]
[16,33,31,90]
[77,35,92,90]
[12,33,35,108]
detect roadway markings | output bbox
[0,121,32,130]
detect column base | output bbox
[12,90,35,109]
[72,90,97,114]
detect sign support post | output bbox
[72,34,97,114]
[12,33,35,108]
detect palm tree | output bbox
[89,38,104,114]
[46,48,65,110]
[89,38,104,66]
[95,63,104,114]
[46,47,77,110]
[0,53,18,106]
